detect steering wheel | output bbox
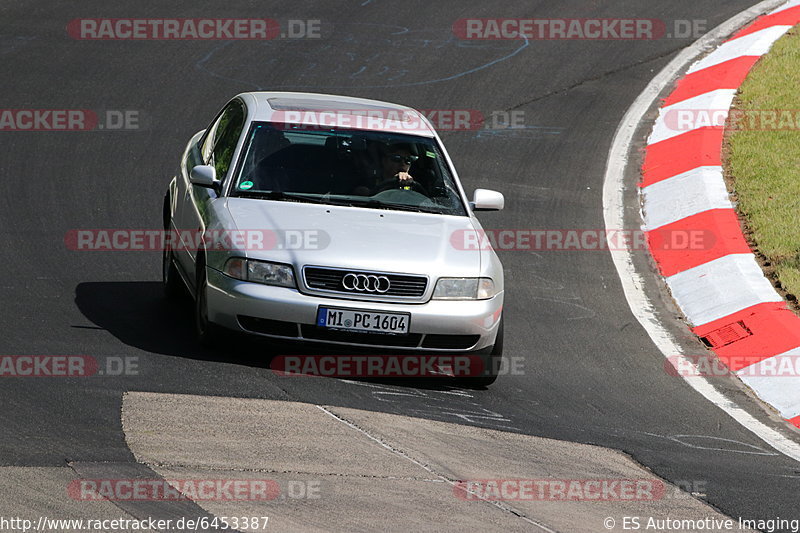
[374,176,429,196]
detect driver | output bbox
[353,142,419,196]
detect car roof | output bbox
[237,91,436,138]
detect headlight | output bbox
[433,278,497,300]
[223,258,296,288]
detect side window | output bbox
[201,101,246,182]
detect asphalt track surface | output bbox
[1,0,799,529]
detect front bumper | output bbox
[206,267,503,351]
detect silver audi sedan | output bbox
[163,92,505,384]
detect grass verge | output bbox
[726,26,800,305]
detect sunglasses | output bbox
[386,154,419,164]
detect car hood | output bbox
[222,198,481,277]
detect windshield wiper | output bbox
[235,191,442,213]
[235,190,328,204]
[346,198,441,214]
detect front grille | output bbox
[421,334,481,350]
[300,325,422,347]
[304,267,428,298]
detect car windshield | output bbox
[230,122,467,216]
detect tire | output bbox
[459,318,503,388]
[194,258,224,347]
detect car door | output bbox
[174,99,246,284]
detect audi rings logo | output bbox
[342,273,391,293]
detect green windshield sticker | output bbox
[425,151,436,158]
[239,181,254,190]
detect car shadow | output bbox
[73,281,481,391]
[74,281,279,367]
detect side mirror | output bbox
[470,189,504,212]
[190,165,219,189]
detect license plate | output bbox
[316,307,410,335]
